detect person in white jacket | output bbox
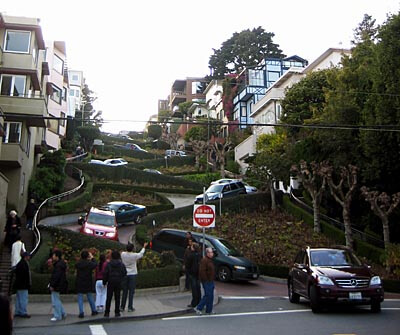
[11,235,26,268]
[120,242,148,312]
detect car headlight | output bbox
[317,275,334,286]
[370,276,381,285]
[233,266,246,271]
[106,231,116,237]
[84,227,93,234]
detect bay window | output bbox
[50,84,62,104]
[4,30,31,53]
[3,122,22,143]
[0,75,26,97]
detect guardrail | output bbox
[30,155,87,256]
[289,190,385,248]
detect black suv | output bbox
[150,228,259,282]
[195,180,246,204]
[288,246,384,313]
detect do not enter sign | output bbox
[193,204,215,228]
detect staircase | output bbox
[0,226,34,296]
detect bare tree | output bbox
[291,160,327,233]
[211,140,234,178]
[166,132,180,150]
[321,163,358,249]
[361,187,400,249]
[191,140,208,170]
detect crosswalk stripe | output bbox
[89,325,107,335]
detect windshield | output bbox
[310,249,362,267]
[214,239,243,257]
[87,212,115,227]
[206,184,224,193]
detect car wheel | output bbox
[371,300,381,313]
[135,215,142,224]
[309,285,321,313]
[288,279,300,303]
[217,266,232,282]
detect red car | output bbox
[288,246,384,313]
[80,207,119,241]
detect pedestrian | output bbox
[194,247,216,315]
[120,242,148,312]
[186,243,201,308]
[95,254,108,312]
[49,250,68,321]
[4,210,21,252]
[183,233,194,290]
[75,250,98,318]
[103,250,127,317]
[13,251,31,318]
[11,235,26,268]
[0,294,13,335]
[24,198,37,230]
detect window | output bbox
[69,89,75,97]
[50,84,62,104]
[3,122,22,143]
[75,90,80,98]
[62,87,67,101]
[0,75,26,96]
[72,74,79,81]
[53,54,64,74]
[4,30,31,53]
[60,112,66,127]
[192,81,204,94]
[24,128,31,156]
[248,69,264,86]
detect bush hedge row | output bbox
[281,196,385,264]
[101,144,159,160]
[74,163,203,191]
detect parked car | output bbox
[288,246,384,313]
[211,179,257,193]
[143,168,162,174]
[124,143,147,152]
[80,207,118,241]
[150,228,259,282]
[195,180,246,204]
[88,159,106,165]
[105,201,147,225]
[103,158,128,166]
[165,149,186,157]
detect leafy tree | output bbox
[209,27,285,78]
[178,101,194,118]
[184,126,208,142]
[76,125,101,152]
[158,109,171,122]
[147,124,162,139]
[185,126,208,169]
[352,13,378,45]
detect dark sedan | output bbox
[105,201,147,225]
[288,246,384,313]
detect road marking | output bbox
[382,308,400,310]
[163,309,310,320]
[89,325,107,335]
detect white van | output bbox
[165,150,186,157]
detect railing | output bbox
[289,190,385,248]
[30,154,87,256]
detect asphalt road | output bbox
[14,298,400,335]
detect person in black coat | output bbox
[103,250,127,317]
[75,250,98,318]
[4,210,21,252]
[49,250,68,321]
[186,243,201,308]
[14,252,31,318]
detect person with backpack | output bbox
[186,243,201,308]
[95,254,108,312]
[103,250,126,317]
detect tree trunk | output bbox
[269,182,276,210]
[343,205,353,249]
[382,217,390,250]
[312,198,321,233]
[220,164,225,178]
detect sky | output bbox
[2,0,400,134]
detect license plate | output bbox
[349,292,362,300]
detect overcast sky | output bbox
[2,0,399,133]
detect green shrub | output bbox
[182,172,220,186]
[160,250,177,267]
[136,265,180,288]
[382,279,400,293]
[135,225,149,245]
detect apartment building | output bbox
[68,69,84,117]
[169,77,207,111]
[0,13,49,221]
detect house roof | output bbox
[303,47,351,74]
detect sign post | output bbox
[193,204,216,257]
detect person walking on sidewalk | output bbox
[75,250,98,318]
[183,237,194,290]
[186,243,201,308]
[194,247,215,315]
[14,252,31,318]
[24,198,37,230]
[120,242,148,312]
[95,254,108,312]
[11,235,26,268]
[49,250,68,321]
[103,250,126,317]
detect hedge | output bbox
[259,264,289,279]
[101,144,160,160]
[74,163,203,191]
[29,264,180,294]
[281,195,385,265]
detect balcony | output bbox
[0,143,24,167]
[1,96,47,127]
